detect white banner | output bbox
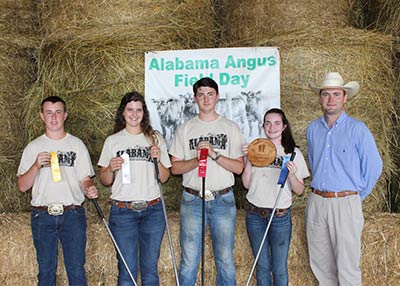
[145,47,280,146]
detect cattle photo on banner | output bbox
[145,47,280,146]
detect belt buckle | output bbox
[47,204,64,216]
[130,201,147,211]
[200,190,215,201]
[259,209,269,218]
[275,209,287,217]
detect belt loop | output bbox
[335,192,338,198]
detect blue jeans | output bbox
[246,209,292,286]
[109,201,166,286]
[179,188,236,286]
[31,207,87,286]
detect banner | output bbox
[145,47,280,146]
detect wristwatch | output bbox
[212,151,221,161]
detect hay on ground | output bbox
[0,210,399,285]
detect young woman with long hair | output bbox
[98,91,171,286]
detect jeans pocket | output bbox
[181,189,198,205]
[71,207,86,217]
[220,190,235,206]
[31,209,42,220]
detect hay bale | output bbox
[19,0,218,213]
[219,0,351,45]
[0,40,36,149]
[1,210,399,285]
[279,29,395,213]
[221,26,396,212]
[0,213,37,285]
[24,0,217,159]
[38,0,217,48]
[361,212,400,285]
[349,0,400,36]
[0,40,36,212]
[0,0,40,47]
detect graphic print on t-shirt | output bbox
[116,146,152,162]
[188,133,228,150]
[43,151,77,168]
[270,155,287,169]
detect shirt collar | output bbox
[320,111,347,129]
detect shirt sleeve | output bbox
[357,125,383,200]
[306,125,313,169]
[17,144,35,176]
[98,137,112,167]
[293,148,310,180]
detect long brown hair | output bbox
[264,108,296,154]
[113,91,155,143]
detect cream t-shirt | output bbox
[246,146,310,208]
[17,133,95,206]
[169,115,244,191]
[98,129,172,201]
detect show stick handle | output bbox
[281,151,296,188]
[198,148,208,178]
[153,157,161,182]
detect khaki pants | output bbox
[306,193,364,286]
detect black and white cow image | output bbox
[242,90,263,138]
[216,95,250,136]
[180,92,197,123]
[152,97,184,144]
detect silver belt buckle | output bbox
[130,201,148,211]
[47,204,64,216]
[200,190,216,201]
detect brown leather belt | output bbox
[32,205,82,212]
[245,200,288,218]
[184,187,231,197]
[311,189,358,198]
[109,198,160,211]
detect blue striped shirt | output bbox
[306,112,382,200]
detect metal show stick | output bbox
[198,148,208,286]
[91,199,138,286]
[152,134,180,286]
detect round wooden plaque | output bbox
[247,138,277,167]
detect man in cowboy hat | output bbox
[306,72,382,286]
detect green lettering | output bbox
[149,58,160,70]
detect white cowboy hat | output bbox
[309,72,360,98]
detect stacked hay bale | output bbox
[349,0,400,212]
[349,0,400,36]
[0,0,39,212]
[219,0,397,212]
[19,0,217,210]
[25,0,217,156]
[1,210,399,285]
